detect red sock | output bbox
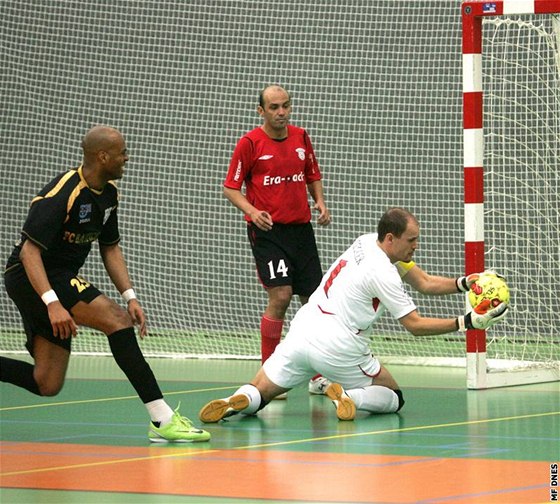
[260,315,284,364]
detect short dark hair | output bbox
[377,207,417,241]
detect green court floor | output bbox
[1,355,559,503]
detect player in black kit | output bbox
[1,125,210,443]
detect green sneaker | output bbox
[149,405,211,443]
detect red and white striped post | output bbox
[461,0,560,388]
[462,1,485,387]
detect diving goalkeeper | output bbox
[199,207,508,422]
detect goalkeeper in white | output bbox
[199,207,509,422]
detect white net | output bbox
[0,2,558,375]
[481,15,560,370]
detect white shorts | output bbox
[263,303,381,390]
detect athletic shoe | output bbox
[308,376,331,395]
[198,393,250,423]
[325,383,356,421]
[149,406,211,443]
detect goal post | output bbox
[462,0,560,388]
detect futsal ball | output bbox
[468,272,510,313]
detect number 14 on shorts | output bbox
[267,260,288,279]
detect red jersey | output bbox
[224,125,322,224]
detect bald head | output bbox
[79,126,129,185]
[259,85,291,109]
[81,126,124,159]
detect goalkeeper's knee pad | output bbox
[256,393,269,412]
[394,389,405,412]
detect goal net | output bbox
[0,1,558,388]
[462,0,559,388]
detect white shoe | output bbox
[325,383,356,421]
[308,376,331,395]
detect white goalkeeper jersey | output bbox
[307,233,416,337]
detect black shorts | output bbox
[4,264,102,355]
[247,222,323,296]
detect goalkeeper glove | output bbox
[457,300,509,331]
[456,273,480,292]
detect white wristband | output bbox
[122,289,137,303]
[41,289,59,306]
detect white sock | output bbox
[234,384,262,415]
[145,399,174,425]
[346,385,399,413]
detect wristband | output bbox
[41,289,59,306]
[121,289,137,303]
[457,316,466,332]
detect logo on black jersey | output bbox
[103,206,116,225]
[63,231,101,244]
[79,204,92,224]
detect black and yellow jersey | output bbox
[5,166,120,274]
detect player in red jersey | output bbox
[223,85,331,395]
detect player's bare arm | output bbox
[400,300,508,335]
[403,265,462,295]
[19,240,78,339]
[307,180,331,226]
[399,309,459,336]
[99,242,134,292]
[100,243,147,337]
[223,186,273,231]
